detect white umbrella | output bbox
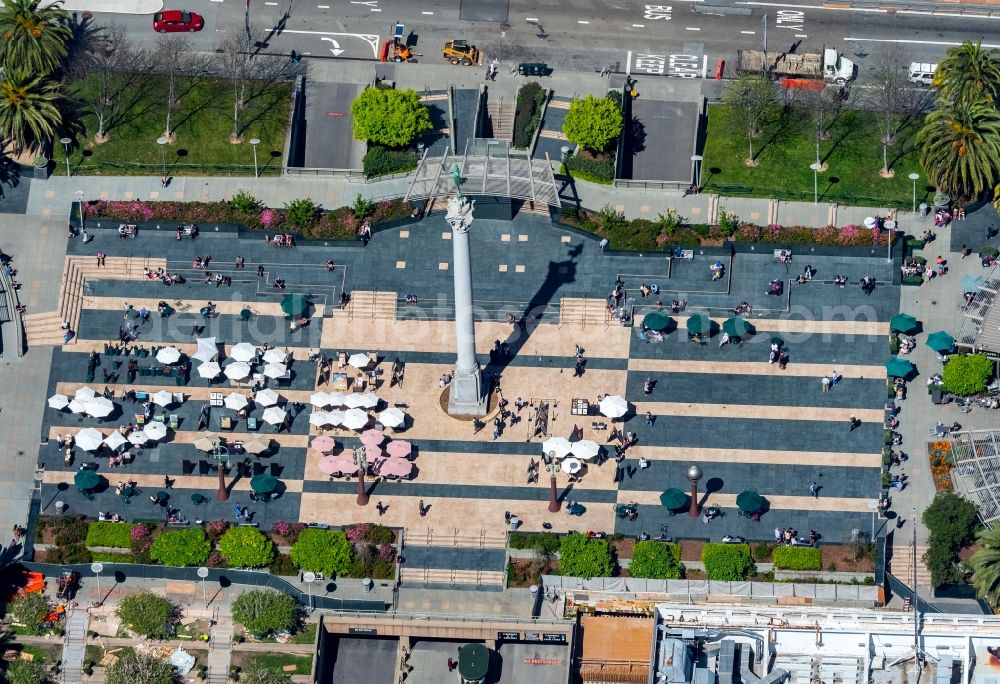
[194,337,219,363]
[262,363,287,379]
[84,397,115,418]
[561,457,583,474]
[348,353,370,369]
[68,399,88,414]
[128,431,149,446]
[542,437,573,459]
[75,427,103,452]
[378,407,406,429]
[103,431,128,451]
[243,438,271,455]
[345,392,379,409]
[224,362,251,381]
[197,362,222,379]
[342,408,369,430]
[193,434,221,451]
[224,393,248,411]
[262,348,287,364]
[255,388,280,407]
[74,386,96,402]
[143,422,168,441]
[262,406,287,425]
[599,395,629,419]
[230,342,257,363]
[48,394,69,410]
[571,440,601,461]
[155,346,181,364]
[152,390,174,407]
[309,411,334,427]
[310,392,331,408]
[326,392,347,407]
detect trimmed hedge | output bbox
[90,551,135,563]
[772,546,822,571]
[508,532,560,554]
[701,543,756,581]
[558,532,615,579]
[942,353,993,397]
[149,528,212,567]
[362,145,419,179]
[86,522,134,549]
[628,541,684,579]
[563,155,615,184]
[513,82,546,149]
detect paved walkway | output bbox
[61,609,89,684]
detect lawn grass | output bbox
[701,104,928,210]
[63,76,291,177]
[290,622,318,645]
[237,651,313,675]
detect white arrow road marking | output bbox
[277,29,381,58]
[321,36,345,56]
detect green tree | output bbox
[7,592,53,636]
[217,526,274,568]
[4,658,48,684]
[917,99,1000,200]
[970,527,1000,607]
[941,353,993,396]
[149,528,211,567]
[115,592,176,638]
[289,529,353,576]
[351,87,431,148]
[0,69,63,156]
[562,95,623,153]
[283,198,320,230]
[723,73,775,163]
[557,532,614,579]
[628,542,684,580]
[231,590,299,637]
[0,0,72,76]
[241,666,293,684]
[701,543,756,581]
[104,650,175,684]
[229,190,263,213]
[934,40,1000,105]
[922,492,980,588]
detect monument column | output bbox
[445,195,486,415]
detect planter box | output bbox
[32,158,52,180]
[901,276,923,287]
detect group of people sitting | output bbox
[114,480,139,497]
[897,334,916,355]
[775,528,819,547]
[272,278,287,290]
[265,233,296,247]
[734,301,752,316]
[117,224,137,239]
[142,267,185,286]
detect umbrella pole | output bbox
[689,480,700,517]
[548,472,560,513]
[217,465,229,501]
[356,471,370,506]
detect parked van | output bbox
[909,62,937,86]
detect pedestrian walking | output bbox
[849,416,860,431]
[645,411,654,427]
[643,378,654,395]
[257,264,265,278]
[418,499,427,517]
[810,481,819,498]
[774,527,782,543]
[821,376,830,392]
[830,370,840,387]
[233,504,242,521]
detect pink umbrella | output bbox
[386,440,412,458]
[364,445,383,461]
[379,458,414,479]
[360,429,385,447]
[318,455,358,475]
[311,435,336,453]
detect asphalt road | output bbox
[70,0,1000,80]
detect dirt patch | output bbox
[820,544,875,572]
[679,539,704,562]
[610,538,635,560]
[507,558,557,587]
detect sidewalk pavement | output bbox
[41,0,163,13]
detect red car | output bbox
[153,9,204,33]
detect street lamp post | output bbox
[197,566,209,604]
[545,452,560,513]
[908,172,920,214]
[302,571,315,612]
[90,561,104,603]
[809,162,822,205]
[156,136,168,181]
[74,191,86,232]
[353,447,369,505]
[690,154,703,190]
[249,138,260,178]
[687,465,704,517]
[59,137,72,178]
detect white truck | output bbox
[737,47,856,85]
[908,62,937,86]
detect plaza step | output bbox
[559,297,610,327]
[22,312,67,347]
[400,567,505,586]
[418,527,507,548]
[342,290,397,322]
[60,610,89,684]
[486,99,514,142]
[889,542,932,588]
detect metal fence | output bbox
[63,162,282,178]
[706,183,910,211]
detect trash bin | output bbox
[362,578,373,593]
[518,63,548,76]
[919,202,929,217]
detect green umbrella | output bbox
[686,314,711,336]
[722,316,754,339]
[642,311,673,332]
[74,469,100,491]
[250,474,279,493]
[889,313,918,334]
[735,490,766,513]
[926,331,955,354]
[885,358,916,378]
[280,294,309,318]
[659,488,688,511]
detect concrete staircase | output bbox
[889,542,932,588]
[420,527,507,549]
[339,290,398,322]
[559,297,610,327]
[206,615,233,684]
[23,255,165,348]
[400,567,505,586]
[400,527,508,588]
[487,99,514,142]
[60,610,88,684]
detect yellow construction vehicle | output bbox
[442,40,479,66]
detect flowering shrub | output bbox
[345,523,370,544]
[205,520,229,544]
[260,208,280,229]
[377,543,396,562]
[130,523,150,541]
[83,200,155,221]
[929,440,954,493]
[271,521,307,544]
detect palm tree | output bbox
[917,98,1000,200]
[0,70,63,156]
[0,0,73,75]
[970,527,1000,607]
[934,40,1000,106]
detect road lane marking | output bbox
[740,0,1000,19]
[525,17,538,21]
[578,20,590,24]
[318,4,330,7]
[685,26,701,30]
[422,11,434,14]
[795,33,807,37]
[272,29,382,57]
[741,30,755,34]
[633,23,645,27]
[844,36,1000,48]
